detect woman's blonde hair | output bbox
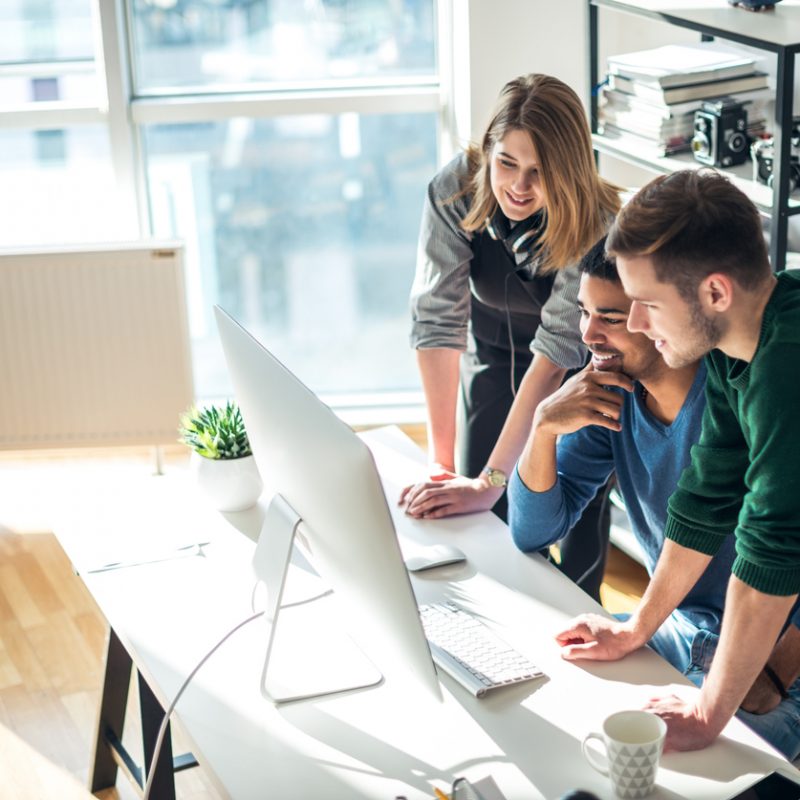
[461,73,621,272]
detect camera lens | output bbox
[728,132,747,153]
[692,132,710,157]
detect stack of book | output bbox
[599,43,770,156]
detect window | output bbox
[142,112,437,398]
[0,127,121,246]
[130,0,441,404]
[1,0,445,408]
[0,0,101,108]
[0,1,120,246]
[130,0,437,92]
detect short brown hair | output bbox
[606,169,771,301]
[459,73,621,272]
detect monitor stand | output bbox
[253,493,383,704]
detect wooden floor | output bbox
[0,526,223,800]
[600,544,650,615]
[0,444,648,799]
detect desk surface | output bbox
[55,427,798,800]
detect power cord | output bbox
[140,580,335,800]
[503,260,544,400]
[141,604,264,800]
[504,271,518,399]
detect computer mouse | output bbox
[404,544,467,572]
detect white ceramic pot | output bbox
[191,452,264,512]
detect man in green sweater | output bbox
[554,169,800,753]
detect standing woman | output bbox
[401,74,620,593]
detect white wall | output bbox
[450,0,586,148]
[466,1,587,142]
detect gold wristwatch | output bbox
[482,466,508,488]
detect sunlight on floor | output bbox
[0,723,98,799]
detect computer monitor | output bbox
[214,306,441,703]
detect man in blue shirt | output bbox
[507,237,800,759]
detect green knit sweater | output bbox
[665,270,800,596]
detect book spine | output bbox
[608,75,769,105]
[602,87,769,119]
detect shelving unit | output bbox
[588,0,800,270]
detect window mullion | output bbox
[130,86,441,126]
[92,0,142,237]
[436,0,459,165]
[0,104,105,129]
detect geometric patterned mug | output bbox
[582,710,667,798]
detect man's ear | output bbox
[698,273,734,313]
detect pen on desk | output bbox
[85,542,209,573]
[433,787,450,800]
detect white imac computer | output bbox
[214,306,441,704]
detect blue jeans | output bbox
[647,612,800,761]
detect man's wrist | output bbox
[623,612,657,651]
[693,694,731,741]
[531,409,557,439]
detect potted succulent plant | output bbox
[179,400,263,511]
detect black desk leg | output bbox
[89,627,196,799]
[90,627,133,793]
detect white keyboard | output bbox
[419,602,544,697]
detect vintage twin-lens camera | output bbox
[692,97,749,168]
[751,122,800,193]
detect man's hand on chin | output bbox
[643,694,720,753]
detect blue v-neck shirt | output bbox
[508,361,737,634]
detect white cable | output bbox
[141,607,264,800]
[141,581,333,799]
[503,271,518,399]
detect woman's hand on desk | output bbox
[555,614,646,661]
[399,474,504,519]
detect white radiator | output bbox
[0,242,194,450]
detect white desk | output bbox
[55,427,798,800]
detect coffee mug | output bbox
[582,710,667,799]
